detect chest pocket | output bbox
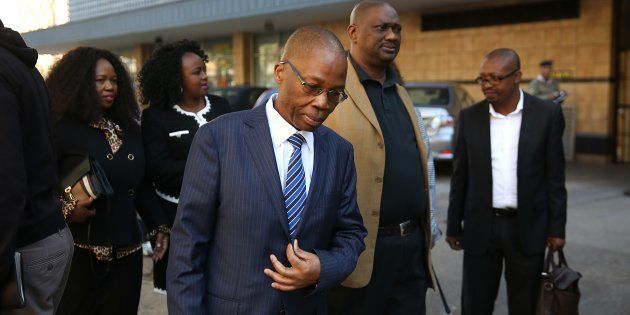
[167,130,193,159]
[169,130,190,138]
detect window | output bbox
[408,87,450,106]
[253,32,293,88]
[203,39,233,88]
[112,47,138,89]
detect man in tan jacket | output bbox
[325,1,436,314]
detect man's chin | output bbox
[295,121,318,132]
[379,52,398,63]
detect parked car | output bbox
[210,86,267,111]
[253,87,278,108]
[406,82,476,161]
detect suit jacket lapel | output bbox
[243,106,291,240]
[475,101,493,207]
[345,59,383,137]
[517,93,532,190]
[294,128,328,238]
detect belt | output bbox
[378,220,417,237]
[492,207,517,217]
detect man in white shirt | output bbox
[166,26,367,315]
[446,48,567,315]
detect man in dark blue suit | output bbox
[167,26,367,315]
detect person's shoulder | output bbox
[523,92,559,114]
[462,100,487,116]
[141,105,174,122]
[206,93,228,104]
[54,116,82,129]
[0,46,30,85]
[199,107,249,133]
[317,125,353,151]
[207,93,231,111]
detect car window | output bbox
[222,90,241,108]
[408,87,450,106]
[248,89,266,107]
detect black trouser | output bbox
[56,248,143,315]
[462,215,544,315]
[328,227,428,315]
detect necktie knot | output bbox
[288,133,305,150]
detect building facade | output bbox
[17,0,630,162]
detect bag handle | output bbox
[544,248,569,273]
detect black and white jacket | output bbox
[141,94,231,204]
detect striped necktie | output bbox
[284,133,307,239]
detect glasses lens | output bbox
[488,76,500,85]
[302,83,323,96]
[327,90,347,104]
[476,76,500,85]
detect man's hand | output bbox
[547,237,565,250]
[263,240,321,291]
[446,236,464,250]
[152,232,169,262]
[67,197,95,223]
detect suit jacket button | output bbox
[128,189,135,196]
[375,177,383,183]
[371,211,379,217]
[377,142,384,149]
[106,153,113,160]
[127,154,135,161]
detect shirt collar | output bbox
[265,93,314,152]
[349,54,399,88]
[489,88,524,118]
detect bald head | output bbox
[281,26,346,62]
[350,1,394,25]
[483,48,521,71]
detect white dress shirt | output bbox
[265,94,314,193]
[489,89,524,209]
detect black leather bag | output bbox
[58,152,113,202]
[0,252,26,310]
[536,249,581,315]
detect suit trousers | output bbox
[328,228,428,315]
[462,215,544,315]
[0,226,74,315]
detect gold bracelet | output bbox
[59,195,78,219]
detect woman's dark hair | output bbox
[138,39,208,109]
[46,46,139,130]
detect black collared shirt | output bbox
[350,56,426,228]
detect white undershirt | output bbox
[489,89,524,209]
[265,94,314,193]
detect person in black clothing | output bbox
[446,49,567,315]
[138,39,231,293]
[48,47,169,315]
[0,19,73,315]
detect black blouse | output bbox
[54,117,167,245]
[141,94,231,202]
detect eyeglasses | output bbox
[279,60,348,104]
[373,24,402,35]
[475,68,520,86]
